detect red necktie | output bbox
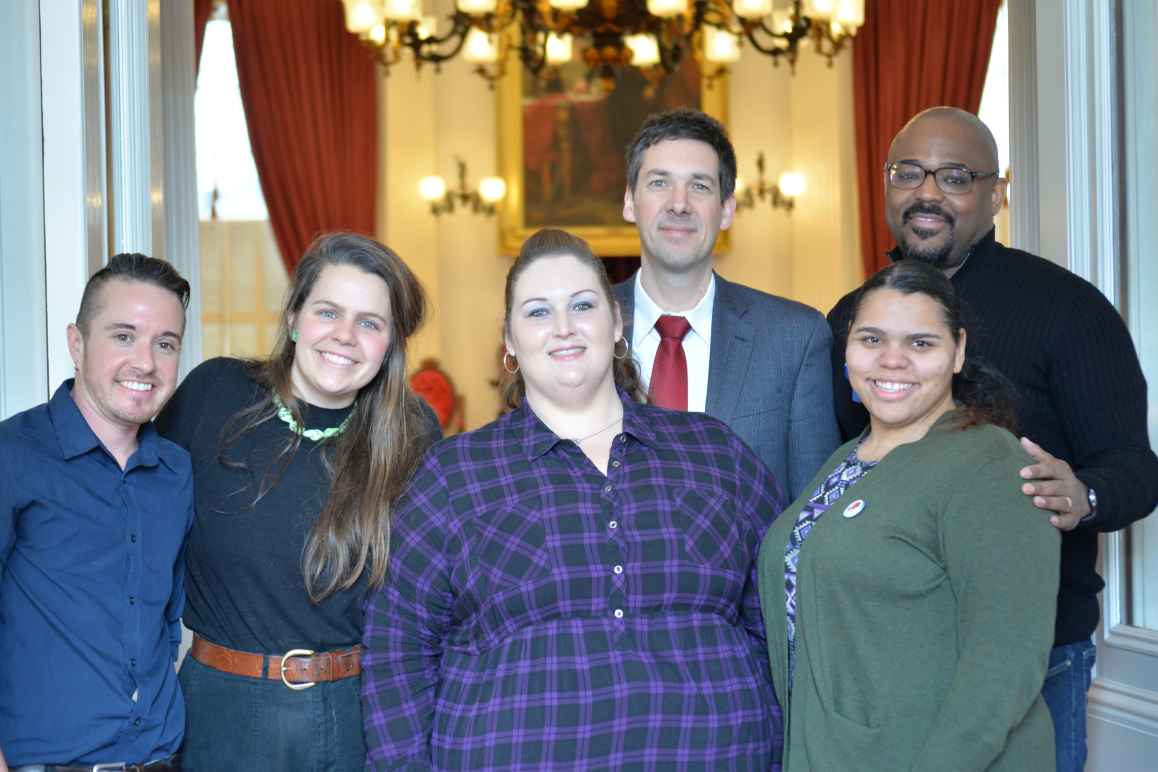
[650,315,692,411]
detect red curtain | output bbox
[228,0,378,273]
[852,0,1002,277]
[194,0,214,72]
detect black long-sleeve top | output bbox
[827,230,1158,646]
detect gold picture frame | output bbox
[498,55,729,256]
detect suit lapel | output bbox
[706,275,754,423]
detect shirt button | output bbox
[613,565,623,575]
[608,520,618,529]
[130,657,137,667]
[130,533,138,544]
[603,484,612,494]
[611,460,621,468]
[133,717,142,726]
[128,596,136,605]
[613,608,624,619]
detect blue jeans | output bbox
[178,654,365,771]
[1041,638,1096,772]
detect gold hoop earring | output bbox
[502,352,519,374]
[613,338,629,360]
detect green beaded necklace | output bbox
[272,393,351,442]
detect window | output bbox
[194,11,287,359]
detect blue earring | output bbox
[290,329,299,342]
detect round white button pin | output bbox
[842,499,866,518]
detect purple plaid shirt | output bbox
[362,394,787,770]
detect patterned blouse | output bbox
[784,446,877,686]
[362,393,787,770]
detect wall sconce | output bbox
[734,152,806,213]
[419,157,506,217]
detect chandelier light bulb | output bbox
[734,176,748,195]
[769,9,792,34]
[478,177,507,204]
[456,0,498,15]
[463,28,500,62]
[547,0,589,10]
[415,16,438,39]
[545,32,573,65]
[343,0,384,33]
[732,0,772,20]
[777,171,807,199]
[834,0,864,28]
[383,0,423,21]
[804,0,836,21]
[646,0,687,18]
[703,27,742,63]
[624,34,660,67]
[418,176,447,202]
[369,23,388,44]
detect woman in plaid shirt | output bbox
[362,228,787,770]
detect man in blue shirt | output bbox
[0,254,194,771]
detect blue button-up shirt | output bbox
[0,381,193,766]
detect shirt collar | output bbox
[517,390,659,462]
[633,271,716,345]
[48,378,173,470]
[887,227,998,274]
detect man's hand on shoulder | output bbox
[1019,436,1090,531]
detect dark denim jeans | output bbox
[178,654,365,771]
[1041,638,1096,772]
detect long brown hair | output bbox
[220,232,433,601]
[501,228,644,408]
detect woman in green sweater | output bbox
[759,259,1059,771]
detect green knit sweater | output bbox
[758,414,1059,771]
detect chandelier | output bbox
[341,0,865,88]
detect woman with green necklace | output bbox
[157,232,439,770]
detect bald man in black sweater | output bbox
[828,107,1158,772]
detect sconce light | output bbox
[419,156,507,216]
[734,152,806,213]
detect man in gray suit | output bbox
[615,108,838,498]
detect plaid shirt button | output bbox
[613,608,624,618]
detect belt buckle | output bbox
[92,765,127,772]
[280,648,316,690]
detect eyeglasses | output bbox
[884,161,999,195]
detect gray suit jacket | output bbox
[614,272,839,499]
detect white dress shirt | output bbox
[630,272,715,413]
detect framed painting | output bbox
[498,54,729,256]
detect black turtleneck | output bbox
[827,230,1158,646]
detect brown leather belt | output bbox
[190,635,361,690]
[14,756,179,772]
